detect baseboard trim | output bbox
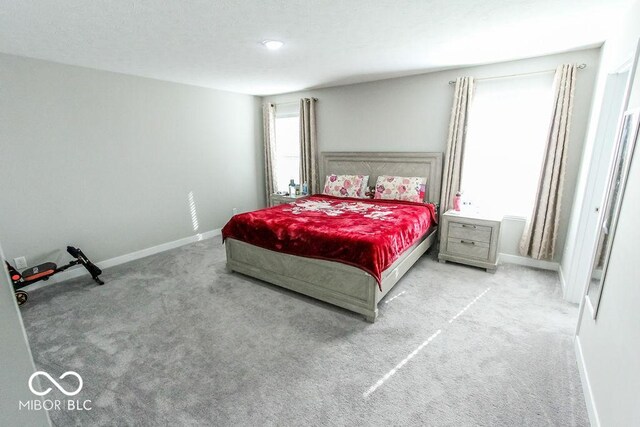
[575,335,600,427]
[498,253,559,271]
[22,229,222,291]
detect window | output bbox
[274,104,300,192]
[461,74,554,217]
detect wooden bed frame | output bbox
[225,152,443,322]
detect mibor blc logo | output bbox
[29,371,83,396]
[20,370,92,412]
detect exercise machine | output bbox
[5,246,104,305]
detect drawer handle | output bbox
[460,240,475,245]
[461,224,477,229]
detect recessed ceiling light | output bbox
[262,40,284,50]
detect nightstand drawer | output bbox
[448,222,492,243]
[447,238,490,260]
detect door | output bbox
[563,68,630,303]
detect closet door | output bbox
[564,69,630,303]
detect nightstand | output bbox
[270,193,306,207]
[438,210,502,273]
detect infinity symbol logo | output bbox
[28,371,83,396]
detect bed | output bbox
[223,152,443,322]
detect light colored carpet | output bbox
[20,239,589,426]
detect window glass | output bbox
[274,114,300,193]
[461,74,554,217]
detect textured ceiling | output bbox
[0,0,632,95]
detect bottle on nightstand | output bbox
[453,192,462,211]
[288,179,296,196]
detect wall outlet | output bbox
[14,257,27,269]
[232,208,238,216]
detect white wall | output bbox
[0,240,50,426]
[573,1,640,425]
[263,48,601,262]
[0,54,264,268]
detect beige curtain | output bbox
[300,98,319,193]
[263,103,277,206]
[441,77,474,211]
[520,64,577,260]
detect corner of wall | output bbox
[0,241,51,426]
[559,263,567,295]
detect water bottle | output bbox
[288,179,296,196]
[453,191,462,211]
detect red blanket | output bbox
[222,195,437,289]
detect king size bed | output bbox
[222,152,443,322]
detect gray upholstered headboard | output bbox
[319,152,443,203]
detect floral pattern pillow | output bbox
[374,176,426,202]
[323,174,366,198]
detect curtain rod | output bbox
[271,98,318,106]
[447,63,586,85]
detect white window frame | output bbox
[274,103,301,193]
